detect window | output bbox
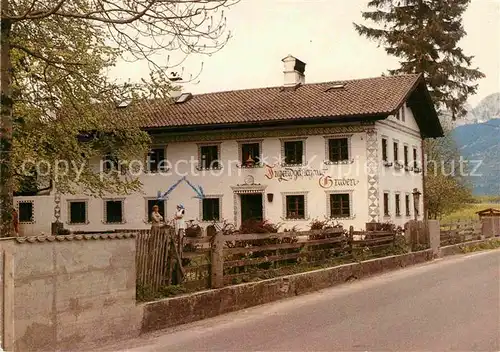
[328,138,349,162]
[241,143,260,165]
[383,193,390,216]
[405,194,411,216]
[199,145,220,169]
[146,199,165,222]
[393,141,399,162]
[283,141,303,165]
[413,147,418,168]
[69,201,87,224]
[382,138,388,161]
[396,107,406,122]
[202,198,220,221]
[404,145,409,167]
[286,195,305,219]
[105,200,123,224]
[330,194,350,218]
[148,147,167,172]
[18,201,34,223]
[103,152,119,172]
[395,194,401,217]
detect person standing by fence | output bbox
[175,204,186,236]
[174,204,186,262]
[150,205,163,229]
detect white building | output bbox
[15,56,443,236]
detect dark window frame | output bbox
[327,138,349,162]
[285,195,305,219]
[148,147,167,173]
[103,152,120,172]
[283,140,304,166]
[199,145,220,170]
[413,147,418,169]
[382,138,388,161]
[104,200,124,224]
[405,194,411,216]
[395,193,401,217]
[202,198,221,221]
[18,201,34,223]
[404,145,409,167]
[330,193,351,218]
[68,201,87,224]
[241,143,261,165]
[383,193,390,216]
[393,141,399,162]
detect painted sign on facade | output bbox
[319,175,360,189]
[265,164,324,182]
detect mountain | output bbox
[452,93,500,127]
[451,94,500,195]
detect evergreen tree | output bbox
[354,0,484,120]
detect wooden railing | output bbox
[440,220,482,246]
[136,226,401,294]
[210,227,399,288]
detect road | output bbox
[102,250,500,351]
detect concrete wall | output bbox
[142,249,434,333]
[0,234,141,351]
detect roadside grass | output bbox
[441,203,498,223]
[459,239,500,254]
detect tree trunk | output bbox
[0,4,15,237]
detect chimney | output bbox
[169,89,182,100]
[282,55,306,87]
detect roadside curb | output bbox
[439,237,500,257]
[141,249,433,333]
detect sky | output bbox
[112,0,500,107]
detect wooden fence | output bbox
[136,225,401,293]
[440,220,482,246]
[136,227,212,293]
[214,227,398,286]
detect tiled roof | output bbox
[122,74,423,128]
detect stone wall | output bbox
[0,234,141,351]
[141,249,433,333]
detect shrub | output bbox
[239,219,281,234]
[310,218,328,230]
[185,224,202,238]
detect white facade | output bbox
[14,103,424,236]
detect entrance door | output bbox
[240,194,263,223]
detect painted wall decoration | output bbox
[157,176,205,200]
[319,175,360,189]
[264,164,324,182]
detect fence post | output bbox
[211,231,224,289]
[348,226,354,256]
[427,220,440,258]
